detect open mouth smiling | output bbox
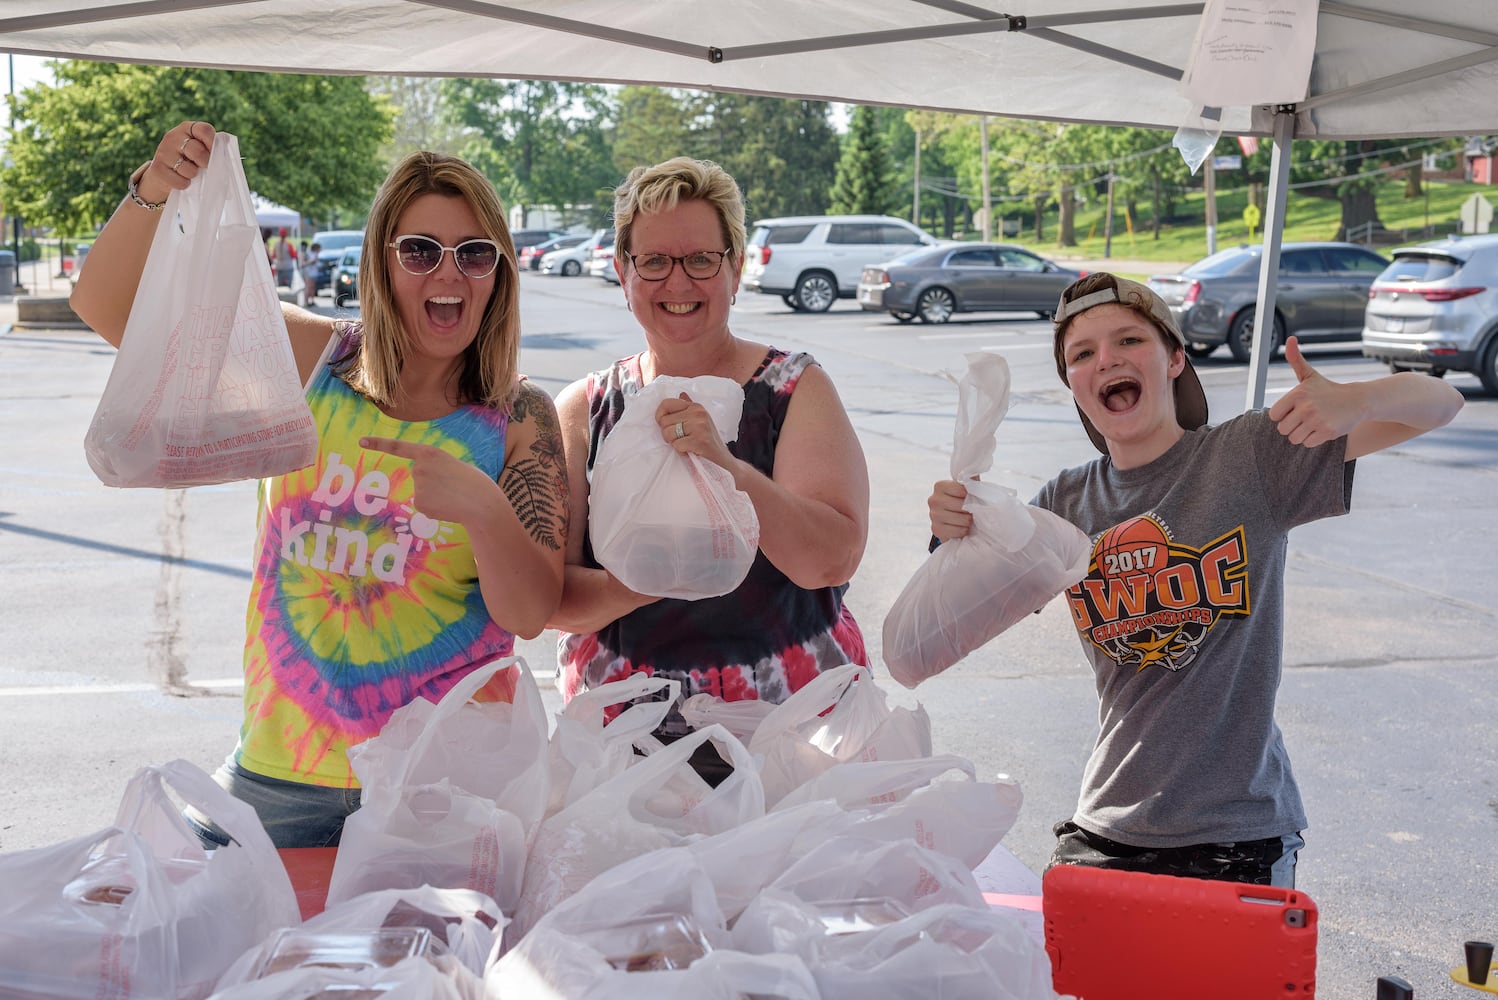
[1101,376,1141,412]
[661,302,700,315]
[426,295,463,326]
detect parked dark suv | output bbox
[1147,241,1388,361]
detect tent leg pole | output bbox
[1244,107,1296,412]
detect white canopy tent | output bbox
[5,0,1498,407]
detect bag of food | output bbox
[589,374,760,599]
[84,132,317,488]
[547,673,679,818]
[882,351,1091,687]
[0,759,299,999]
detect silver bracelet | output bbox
[127,161,168,212]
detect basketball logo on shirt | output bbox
[1064,513,1249,673]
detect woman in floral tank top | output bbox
[551,157,870,769]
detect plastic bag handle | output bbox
[563,674,679,728]
[398,655,529,784]
[571,723,760,820]
[748,663,868,751]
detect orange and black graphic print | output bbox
[1063,514,1249,674]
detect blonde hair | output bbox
[344,151,520,408]
[613,156,746,263]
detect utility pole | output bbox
[980,115,991,241]
[1103,170,1116,259]
[8,54,20,295]
[1204,154,1218,255]
[912,128,921,228]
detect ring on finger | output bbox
[172,156,184,172]
[186,121,198,142]
[674,421,685,439]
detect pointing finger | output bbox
[360,436,416,458]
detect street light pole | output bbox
[8,54,21,294]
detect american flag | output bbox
[1238,136,1260,157]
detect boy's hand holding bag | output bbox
[588,374,760,600]
[85,132,318,488]
[882,351,1092,687]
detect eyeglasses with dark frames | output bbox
[387,234,502,279]
[623,249,732,281]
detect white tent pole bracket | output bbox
[1244,106,1296,412]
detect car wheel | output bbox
[1227,309,1283,363]
[783,294,802,311]
[1184,341,1216,358]
[794,272,837,313]
[562,259,581,277]
[917,287,956,324]
[891,311,916,324]
[1479,338,1498,395]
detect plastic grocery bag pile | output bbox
[0,658,1064,999]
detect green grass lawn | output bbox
[1009,176,1494,272]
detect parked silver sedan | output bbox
[858,243,1082,324]
[1147,241,1388,361]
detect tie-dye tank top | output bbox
[558,348,867,706]
[238,326,518,787]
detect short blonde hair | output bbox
[613,157,746,263]
[346,151,520,408]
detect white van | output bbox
[741,214,938,312]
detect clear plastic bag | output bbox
[84,132,317,488]
[882,351,1091,687]
[588,374,760,599]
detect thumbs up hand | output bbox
[1267,336,1369,448]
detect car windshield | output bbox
[1182,248,1258,277]
[341,247,362,265]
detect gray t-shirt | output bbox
[1034,410,1354,848]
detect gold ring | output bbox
[674,421,685,439]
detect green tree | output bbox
[369,76,467,163]
[828,105,898,215]
[0,61,389,238]
[696,94,839,220]
[611,86,694,175]
[441,79,616,227]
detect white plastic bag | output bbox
[882,351,1091,687]
[679,691,777,744]
[0,759,300,1000]
[84,132,317,488]
[547,673,679,818]
[749,664,932,806]
[589,374,760,599]
[509,724,764,946]
[328,658,549,912]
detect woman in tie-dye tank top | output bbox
[73,120,568,846]
[551,157,870,781]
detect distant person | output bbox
[304,240,322,298]
[272,227,297,287]
[926,273,1463,887]
[71,119,568,848]
[548,156,870,784]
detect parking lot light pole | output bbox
[8,54,22,294]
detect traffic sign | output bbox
[1460,193,1493,234]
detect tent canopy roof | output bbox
[4,1,1498,140]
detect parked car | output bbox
[600,254,620,285]
[741,214,939,313]
[331,244,361,307]
[586,237,615,277]
[510,228,566,253]
[1146,241,1389,361]
[1361,234,1498,394]
[520,233,587,271]
[858,243,1083,324]
[310,229,364,297]
[541,227,613,276]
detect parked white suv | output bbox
[1360,234,1498,394]
[741,215,939,312]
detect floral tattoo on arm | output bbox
[501,380,570,551]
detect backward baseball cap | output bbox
[1052,273,1209,454]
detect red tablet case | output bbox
[1043,865,1318,999]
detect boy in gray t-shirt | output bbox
[928,273,1463,887]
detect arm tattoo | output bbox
[502,381,570,551]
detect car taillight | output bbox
[1183,279,1201,304]
[868,269,887,283]
[758,246,771,265]
[1419,286,1485,301]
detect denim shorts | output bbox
[182,757,361,850]
[1048,819,1304,888]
